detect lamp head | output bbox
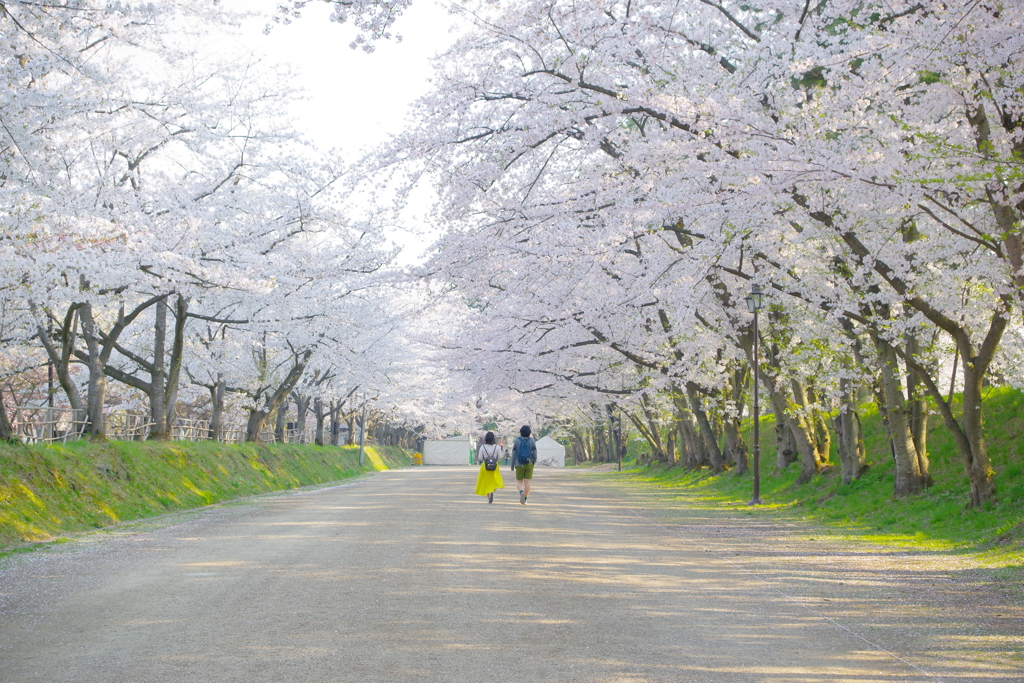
[745,284,764,313]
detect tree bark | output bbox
[149,297,168,439]
[314,397,327,446]
[330,404,342,446]
[758,368,812,479]
[771,397,799,471]
[78,304,107,440]
[244,349,313,442]
[63,294,168,440]
[0,388,16,443]
[789,380,828,481]
[35,305,86,437]
[163,296,189,435]
[836,227,1005,504]
[835,377,868,485]
[680,415,703,468]
[208,378,225,442]
[904,330,933,486]
[870,334,928,496]
[686,382,724,473]
[913,338,1001,506]
[345,414,356,446]
[725,367,749,474]
[292,392,310,444]
[669,391,703,468]
[624,397,665,461]
[275,403,287,443]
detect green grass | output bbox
[0,439,411,551]
[620,387,1024,567]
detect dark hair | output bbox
[520,425,531,437]
[485,431,495,445]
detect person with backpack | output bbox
[511,425,537,504]
[474,431,504,504]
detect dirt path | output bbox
[586,469,1024,680]
[0,467,1018,682]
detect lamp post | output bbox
[745,284,765,505]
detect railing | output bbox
[10,407,318,446]
[11,406,85,444]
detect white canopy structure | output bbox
[422,435,472,466]
[535,436,565,467]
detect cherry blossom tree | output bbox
[369,0,1023,504]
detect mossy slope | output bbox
[0,440,410,549]
[623,387,1024,560]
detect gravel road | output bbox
[0,467,1012,682]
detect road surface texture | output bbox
[0,467,1020,682]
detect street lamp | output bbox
[745,284,765,505]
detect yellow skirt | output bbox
[475,463,505,496]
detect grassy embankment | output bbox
[0,439,411,553]
[611,387,1024,566]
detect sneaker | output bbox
[520,491,526,505]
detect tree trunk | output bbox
[670,392,701,468]
[314,397,327,446]
[596,423,610,462]
[345,415,356,446]
[904,331,933,486]
[723,420,748,475]
[570,430,589,462]
[244,349,313,442]
[726,367,749,474]
[208,378,225,442]
[63,294,173,441]
[959,356,998,505]
[78,304,107,440]
[686,382,724,473]
[629,396,665,461]
[812,409,832,469]
[789,380,826,482]
[0,388,15,443]
[275,403,287,443]
[333,403,346,446]
[163,296,188,435]
[835,377,868,485]
[837,225,1006,505]
[871,335,928,496]
[149,297,169,440]
[748,336,799,472]
[293,393,310,444]
[919,339,1001,507]
[759,368,818,483]
[679,415,702,468]
[608,405,625,466]
[665,422,677,464]
[771,395,799,470]
[35,306,86,437]
[246,409,266,443]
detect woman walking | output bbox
[475,431,505,503]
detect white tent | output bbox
[422,435,472,466]
[535,436,565,467]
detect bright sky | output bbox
[238,0,461,151]
[228,0,464,262]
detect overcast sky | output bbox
[225,1,464,263]
[233,0,462,153]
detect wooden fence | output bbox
[10,406,317,446]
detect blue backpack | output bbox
[516,437,534,465]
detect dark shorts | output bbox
[515,462,535,480]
